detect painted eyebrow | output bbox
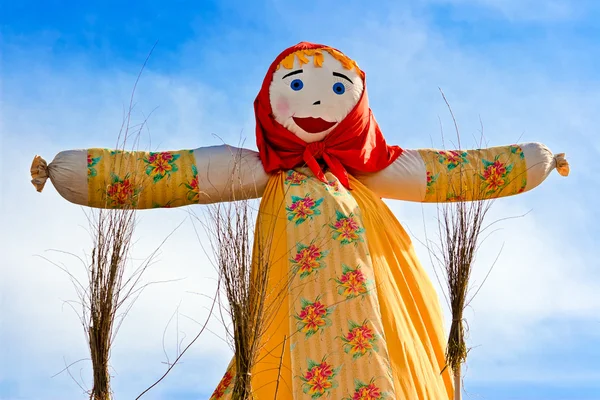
[282,69,303,79]
[333,72,353,84]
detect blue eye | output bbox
[290,79,303,91]
[332,82,345,95]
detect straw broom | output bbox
[41,46,166,398]
[85,161,175,400]
[209,196,261,399]
[36,124,146,400]
[46,139,149,399]
[86,204,137,400]
[84,123,155,399]
[84,50,161,399]
[436,173,493,400]
[202,147,293,400]
[197,140,309,399]
[430,90,498,400]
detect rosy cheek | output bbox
[273,97,291,117]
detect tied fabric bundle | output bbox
[254,41,403,189]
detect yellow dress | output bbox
[210,168,453,400]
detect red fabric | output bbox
[254,41,403,189]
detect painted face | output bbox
[269,51,365,143]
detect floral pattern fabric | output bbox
[86,148,199,209]
[419,145,528,202]
[283,170,395,399]
[210,168,396,399]
[210,168,455,399]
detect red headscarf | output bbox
[254,42,403,189]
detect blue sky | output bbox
[1,0,600,399]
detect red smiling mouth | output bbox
[292,116,336,134]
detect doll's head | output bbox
[268,47,365,143]
[255,43,402,187]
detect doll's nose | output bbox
[313,100,321,105]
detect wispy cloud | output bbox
[421,0,593,22]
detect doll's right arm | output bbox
[30,145,270,209]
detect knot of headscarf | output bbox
[307,141,325,159]
[301,141,349,186]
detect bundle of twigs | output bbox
[50,47,162,399]
[436,171,493,400]
[203,154,269,400]
[201,146,294,399]
[83,127,152,399]
[86,204,137,400]
[428,90,498,400]
[85,175,170,400]
[82,53,156,399]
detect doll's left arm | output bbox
[354,142,569,202]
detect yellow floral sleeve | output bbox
[417,145,528,202]
[87,148,200,209]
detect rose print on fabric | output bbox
[287,194,324,225]
[425,170,439,195]
[295,296,334,338]
[330,210,365,245]
[87,154,101,178]
[299,357,341,399]
[290,242,329,279]
[334,264,372,299]
[209,369,234,400]
[182,164,200,203]
[105,173,141,208]
[285,170,307,186]
[479,156,514,195]
[340,320,380,360]
[342,378,389,400]
[436,150,469,170]
[143,151,180,183]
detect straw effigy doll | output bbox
[31,42,569,399]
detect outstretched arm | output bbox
[31,145,270,209]
[354,142,569,202]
